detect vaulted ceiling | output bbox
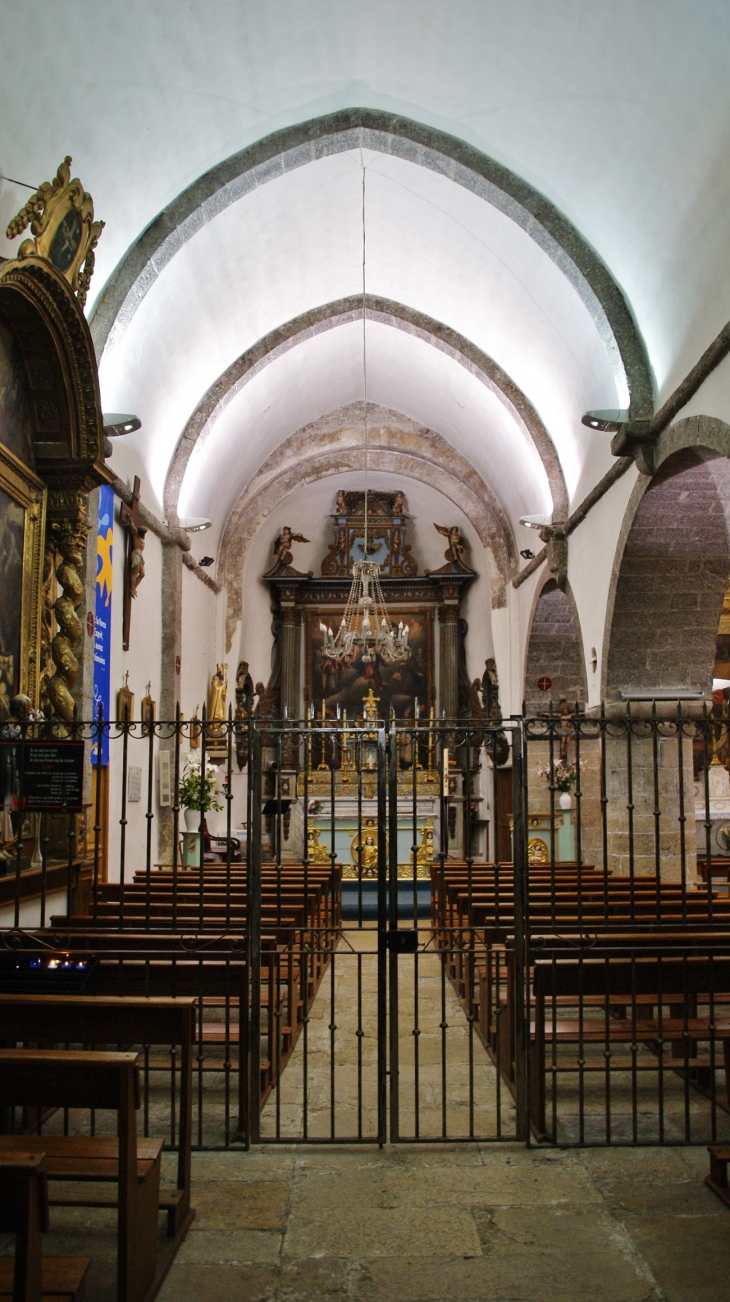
[2,1,729,561]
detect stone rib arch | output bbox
[219,405,514,651]
[89,108,652,419]
[603,430,730,703]
[163,296,568,523]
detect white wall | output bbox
[106,505,163,882]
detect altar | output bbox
[307,801,439,879]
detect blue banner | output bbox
[91,484,113,765]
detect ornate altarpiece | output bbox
[259,491,483,870]
[262,490,476,731]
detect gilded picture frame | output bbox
[0,442,46,709]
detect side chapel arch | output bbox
[603,438,730,703]
[523,578,587,715]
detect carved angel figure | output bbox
[274,526,308,565]
[435,523,466,566]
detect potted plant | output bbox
[535,758,584,809]
[178,754,223,830]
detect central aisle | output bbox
[261,924,515,1142]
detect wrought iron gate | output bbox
[246,714,527,1145]
[4,705,730,1149]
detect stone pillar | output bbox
[157,543,183,864]
[605,728,698,882]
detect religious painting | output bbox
[0,444,45,713]
[0,317,34,469]
[306,607,433,721]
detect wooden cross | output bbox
[119,475,147,651]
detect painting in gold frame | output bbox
[305,606,433,721]
[0,442,45,714]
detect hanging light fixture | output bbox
[319,164,410,667]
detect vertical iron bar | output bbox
[92,703,104,927]
[248,727,262,1143]
[512,725,529,1143]
[377,724,388,1146]
[388,716,400,1142]
[144,714,154,931]
[118,712,130,931]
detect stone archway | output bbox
[524,579,587,714]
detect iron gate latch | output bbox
[384,929,419,954]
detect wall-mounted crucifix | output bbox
[119,475,148,651]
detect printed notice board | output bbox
[0,741,85,811]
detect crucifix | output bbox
[119,475,148,651]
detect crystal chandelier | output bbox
[318,165,410,667]
[320,560,410,664]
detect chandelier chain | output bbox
[318,159,410,671]
[362,163,368,553]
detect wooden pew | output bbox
[0,996,195,1242]
[529,954,730,1139]
[0,1153,89,1302]
[706,1144,730,1209]
[0,1050,161,1302]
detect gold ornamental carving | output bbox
[0,443,46,709]
[43,492,89,725]
[6,157,104,308]
[306,827,331,864]
[349,818,379,877]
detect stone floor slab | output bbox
[176,1228,282,1265]
[283,1203,482,1260]
[621,1212,730,1302]
[157,1262,278,1302]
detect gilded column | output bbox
[42,487,90,727]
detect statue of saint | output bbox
[208,663,227,737]
[335,490,347,516]
[351,832,378,877]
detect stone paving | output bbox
[5,1142,726,1301]
[2,928,730,1299]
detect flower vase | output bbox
[183,807,200,831]
[558,790,572,811]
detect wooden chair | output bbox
[0,1050,160,1302]
[0,1153,89,1302]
